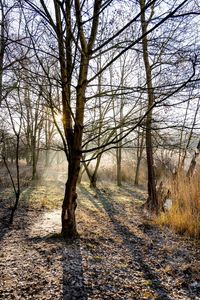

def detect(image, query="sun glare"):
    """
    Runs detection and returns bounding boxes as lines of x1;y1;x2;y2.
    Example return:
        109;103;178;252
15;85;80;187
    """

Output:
55;113;63;123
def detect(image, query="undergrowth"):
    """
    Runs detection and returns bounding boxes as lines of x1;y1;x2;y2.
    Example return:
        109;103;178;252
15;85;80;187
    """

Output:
93;160;147;185
155;171;200;238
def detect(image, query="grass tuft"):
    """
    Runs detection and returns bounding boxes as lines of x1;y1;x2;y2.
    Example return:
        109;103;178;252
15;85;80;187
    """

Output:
155;171;200;238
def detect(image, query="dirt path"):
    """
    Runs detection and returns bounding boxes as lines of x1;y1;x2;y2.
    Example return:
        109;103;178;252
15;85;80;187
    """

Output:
0;182;199;299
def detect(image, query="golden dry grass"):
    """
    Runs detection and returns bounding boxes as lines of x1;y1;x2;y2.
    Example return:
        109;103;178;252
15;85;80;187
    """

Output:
20;181;63;210
155;170;200;238
97;160;147;185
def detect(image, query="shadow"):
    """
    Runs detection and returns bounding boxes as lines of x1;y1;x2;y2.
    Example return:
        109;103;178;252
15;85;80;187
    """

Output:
0;188;37;242
121;184;147;202
78;185;104;212
0;175;88;299
86;187;172;300
62;238;88;300
0;196;12;241
26;234;88;299
79;184;121;215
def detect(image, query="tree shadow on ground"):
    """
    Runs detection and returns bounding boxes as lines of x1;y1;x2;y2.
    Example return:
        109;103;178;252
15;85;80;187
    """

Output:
26;234;88;300
0;188;34;242
121;185;147;202
62;238;87;300
0;178;87;299
78;185;104;212
83;186;172;300
0;197;13;241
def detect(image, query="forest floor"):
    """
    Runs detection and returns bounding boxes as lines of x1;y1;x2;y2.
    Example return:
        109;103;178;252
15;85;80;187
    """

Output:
0;173;200;300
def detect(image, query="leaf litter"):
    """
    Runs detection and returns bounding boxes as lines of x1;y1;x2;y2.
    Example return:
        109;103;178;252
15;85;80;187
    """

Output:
0;180;199;299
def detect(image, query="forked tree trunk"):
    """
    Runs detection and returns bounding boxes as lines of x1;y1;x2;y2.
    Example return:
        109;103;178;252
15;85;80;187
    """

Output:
134;128;144;185
89;154;102;188
80;152;102;189
52;0;102;238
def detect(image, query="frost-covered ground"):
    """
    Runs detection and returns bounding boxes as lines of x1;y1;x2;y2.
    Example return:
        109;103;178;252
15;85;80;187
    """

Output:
0;179;199;300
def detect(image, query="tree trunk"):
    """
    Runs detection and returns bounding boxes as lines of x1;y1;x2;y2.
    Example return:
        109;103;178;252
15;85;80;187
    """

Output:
31;135;37;180
135;155;142;186
116;146;122;186
62;153;80;239
90;174;97;189
0;2;5;107
186;139;200;178
134;128;144;185
7;133;21;224
61;57;88;238
90;153;102;188
180;100;199;170
140;0;158;212
9;191;20;224
52;0;102;238
146;130;158;211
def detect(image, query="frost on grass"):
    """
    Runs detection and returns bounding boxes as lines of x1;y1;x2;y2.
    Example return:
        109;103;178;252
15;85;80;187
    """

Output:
0;180;199;300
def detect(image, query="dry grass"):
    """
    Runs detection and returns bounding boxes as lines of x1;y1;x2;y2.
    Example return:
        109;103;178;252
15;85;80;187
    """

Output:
155;170;200;238
95;160;147;185
0;162;32;189
20;181;63;210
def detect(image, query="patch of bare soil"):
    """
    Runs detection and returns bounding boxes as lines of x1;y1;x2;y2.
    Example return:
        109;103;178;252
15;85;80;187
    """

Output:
0;180;199;300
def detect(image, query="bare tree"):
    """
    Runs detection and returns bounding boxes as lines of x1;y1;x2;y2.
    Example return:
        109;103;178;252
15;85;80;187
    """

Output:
1;88;23;224
21;0;198;238
139;0;158;211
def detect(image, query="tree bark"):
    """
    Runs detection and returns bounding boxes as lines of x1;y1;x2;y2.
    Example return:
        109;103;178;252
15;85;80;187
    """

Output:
90;153;102;188
140;0;158;212
134;157;141;185
116;146;122;186
39;0;102;238
62;154;80;238
0;0;6;107
116;101;123;187
61;52;89;238
186;139;200;178
134;129;144;185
